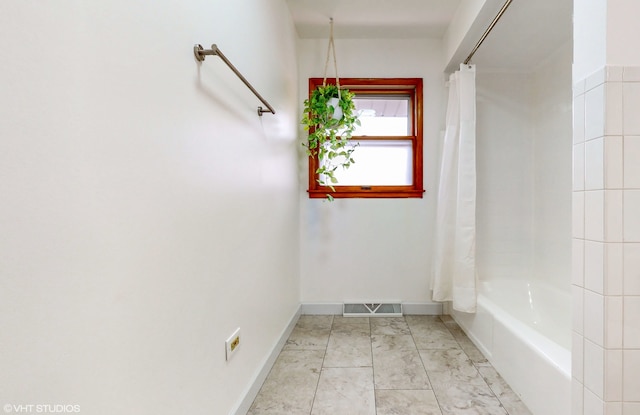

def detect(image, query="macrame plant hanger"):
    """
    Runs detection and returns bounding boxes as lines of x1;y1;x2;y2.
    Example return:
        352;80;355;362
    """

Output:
322;18;341;100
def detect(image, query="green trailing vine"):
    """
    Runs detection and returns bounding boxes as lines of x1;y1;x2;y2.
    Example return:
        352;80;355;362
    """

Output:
301;83;360;193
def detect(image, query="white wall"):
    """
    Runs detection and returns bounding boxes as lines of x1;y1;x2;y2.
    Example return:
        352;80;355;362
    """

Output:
442;0;488;67
475;42;572;291
0;2;299;414
531;42;573;290
573;0;607;81
475;71;535;282
606;0;640;66
442;0;506;73
574;0;640;81
297;38;445;303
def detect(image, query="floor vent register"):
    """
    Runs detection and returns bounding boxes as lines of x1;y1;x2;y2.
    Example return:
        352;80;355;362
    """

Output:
343;303;402;317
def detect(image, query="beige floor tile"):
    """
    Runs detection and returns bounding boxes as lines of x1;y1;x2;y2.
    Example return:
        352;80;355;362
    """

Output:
324;327;372;367
477;366;533;415
375;390;443;415
410;322;460;350
283;326;331;350
311;367;376;415
371;334;417;351
331;322;371;336
429;382;508;415
420;349;484;382
373;348;431;390
248;350;325;415
406;315;445;327
408;316;467;350
439;315;457;325
283;315;334;350
250;315;532;415
296;315;334;330
332;316;370;328
446;324;489;365
371;317;411;335
420;349;506;415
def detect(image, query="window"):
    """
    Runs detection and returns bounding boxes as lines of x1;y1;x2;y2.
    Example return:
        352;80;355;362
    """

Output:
307;78;424;199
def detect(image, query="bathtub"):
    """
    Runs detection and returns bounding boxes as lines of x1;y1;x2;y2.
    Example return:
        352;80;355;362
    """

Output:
450;279;571;415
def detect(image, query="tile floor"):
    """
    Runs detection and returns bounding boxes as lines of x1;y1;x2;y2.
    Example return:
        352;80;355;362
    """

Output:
247;315;533;415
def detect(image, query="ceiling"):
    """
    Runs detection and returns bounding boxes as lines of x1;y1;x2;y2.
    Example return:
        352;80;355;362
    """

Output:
285;0;462;39
285;0;573;72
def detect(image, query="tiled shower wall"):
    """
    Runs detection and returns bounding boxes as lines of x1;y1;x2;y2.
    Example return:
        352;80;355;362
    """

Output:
572;66;640;414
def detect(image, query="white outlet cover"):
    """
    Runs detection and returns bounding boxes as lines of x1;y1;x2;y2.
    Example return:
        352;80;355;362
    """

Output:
225;328;241;361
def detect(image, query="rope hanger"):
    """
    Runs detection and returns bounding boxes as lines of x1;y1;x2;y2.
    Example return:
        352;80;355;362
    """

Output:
322;18;341;100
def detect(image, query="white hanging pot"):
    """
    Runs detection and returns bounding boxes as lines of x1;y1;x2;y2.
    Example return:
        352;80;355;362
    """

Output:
327;97;343;121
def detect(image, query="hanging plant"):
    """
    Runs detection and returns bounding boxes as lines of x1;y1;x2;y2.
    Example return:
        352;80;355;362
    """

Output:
302;83;359;188
301;19;360;199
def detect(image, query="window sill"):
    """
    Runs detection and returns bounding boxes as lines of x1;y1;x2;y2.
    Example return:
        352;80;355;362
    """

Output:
308;188;425;199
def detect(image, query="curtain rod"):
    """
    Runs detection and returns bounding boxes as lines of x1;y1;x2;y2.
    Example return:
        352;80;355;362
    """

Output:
194;44;276;116
463;0;513;65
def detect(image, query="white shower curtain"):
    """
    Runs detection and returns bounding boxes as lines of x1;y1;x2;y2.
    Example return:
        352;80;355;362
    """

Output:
431;64;477;313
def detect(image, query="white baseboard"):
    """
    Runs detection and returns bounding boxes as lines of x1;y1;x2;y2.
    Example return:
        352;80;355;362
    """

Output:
300;303;343;315
300;302;443;316
232;305;301;415
402;302;443;315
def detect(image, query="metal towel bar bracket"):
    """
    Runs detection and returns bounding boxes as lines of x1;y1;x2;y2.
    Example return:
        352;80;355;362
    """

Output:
194;44;276;116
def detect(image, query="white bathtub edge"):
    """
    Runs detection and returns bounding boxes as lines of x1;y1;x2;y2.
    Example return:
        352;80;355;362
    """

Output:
479;295;571;378
449;294;571;415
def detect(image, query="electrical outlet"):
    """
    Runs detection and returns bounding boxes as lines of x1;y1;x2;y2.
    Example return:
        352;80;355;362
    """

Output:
225;328;241;361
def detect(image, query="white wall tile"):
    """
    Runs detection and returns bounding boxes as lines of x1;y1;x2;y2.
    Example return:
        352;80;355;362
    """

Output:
624;243;640;295
623;296;640;348
623;402;640;415
605;243;624;295
586;138;605;190
575;79;587;97
623;136;640;189
574;192;585;239
587;68;606;91
604;136;623;189
604;402;622;415
585;241;605;293
575;93;586;144
573;380;584;415
605;190;624;242
584;290;605;346
607;66;624;82
606;83;624;135
623;66;640;82
586;85;606;140
605;296;623;348
584;340;605;399
623;190;640;241
623;350;640;401
585;191;605;241
604;349;623;402
573;332;584;383
574;239;586;287
623;83;640;135
574;285;585;335
584;386;605;415
575;143;586;191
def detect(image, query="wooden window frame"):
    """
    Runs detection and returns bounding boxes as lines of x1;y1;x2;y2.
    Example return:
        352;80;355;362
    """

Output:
307;78;424;199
